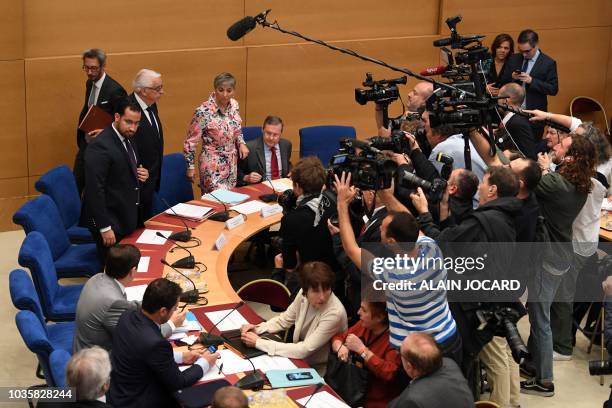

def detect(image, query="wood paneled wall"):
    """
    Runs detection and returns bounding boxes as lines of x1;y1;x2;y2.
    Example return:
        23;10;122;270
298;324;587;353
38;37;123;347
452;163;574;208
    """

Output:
1;0;611;230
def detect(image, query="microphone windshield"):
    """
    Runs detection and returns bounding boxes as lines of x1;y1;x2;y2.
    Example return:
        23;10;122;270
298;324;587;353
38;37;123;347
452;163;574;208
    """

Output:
227;16;256;41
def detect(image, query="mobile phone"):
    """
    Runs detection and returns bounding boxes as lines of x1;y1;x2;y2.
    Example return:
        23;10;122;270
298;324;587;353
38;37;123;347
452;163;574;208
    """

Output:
286;372;313;381
513;69;522;74
207;345;218;353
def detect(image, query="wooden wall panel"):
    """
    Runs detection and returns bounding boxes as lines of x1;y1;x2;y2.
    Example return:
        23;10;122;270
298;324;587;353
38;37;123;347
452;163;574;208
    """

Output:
243;0;438;46
246;37;440;148
25;48;247;176
0;178;30;231
24;0;243;58
441;0;610;34
0;0;23;60
0;61;27;179
605;30;612;120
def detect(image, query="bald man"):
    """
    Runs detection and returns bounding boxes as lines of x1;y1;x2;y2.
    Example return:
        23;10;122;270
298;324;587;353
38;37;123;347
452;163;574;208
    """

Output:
375;81;433;136
497;83;536;159
389;333;474;408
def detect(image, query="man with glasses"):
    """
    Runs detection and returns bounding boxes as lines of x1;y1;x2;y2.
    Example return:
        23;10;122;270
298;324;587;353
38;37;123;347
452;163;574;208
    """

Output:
75;48;127;195
129;69;165;222
500;30;558;140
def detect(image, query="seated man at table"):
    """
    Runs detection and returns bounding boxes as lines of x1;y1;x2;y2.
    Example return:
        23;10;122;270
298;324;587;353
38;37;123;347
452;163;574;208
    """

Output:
73;244;185;353
241;261;348;375
237;115;292;185
109;278;219;408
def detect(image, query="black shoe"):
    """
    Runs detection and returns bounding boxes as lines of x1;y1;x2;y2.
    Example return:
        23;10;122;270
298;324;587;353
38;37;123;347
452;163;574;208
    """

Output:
520;379;554;397
519;361;536;379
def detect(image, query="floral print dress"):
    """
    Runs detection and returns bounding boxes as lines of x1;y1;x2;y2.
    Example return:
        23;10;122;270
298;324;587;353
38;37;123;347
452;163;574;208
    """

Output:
183;93;245;193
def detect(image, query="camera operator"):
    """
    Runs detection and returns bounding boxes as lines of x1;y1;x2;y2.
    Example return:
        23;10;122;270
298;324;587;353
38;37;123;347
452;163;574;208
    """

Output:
333;172;463;366
375;81;433;137
275;156;339;297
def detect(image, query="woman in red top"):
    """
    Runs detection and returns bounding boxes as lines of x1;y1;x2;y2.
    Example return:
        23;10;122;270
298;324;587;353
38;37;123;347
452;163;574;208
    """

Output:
331;301;402;408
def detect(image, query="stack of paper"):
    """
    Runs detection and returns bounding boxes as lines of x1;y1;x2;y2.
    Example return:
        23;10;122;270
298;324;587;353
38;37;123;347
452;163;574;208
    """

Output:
268;179;293;192
250;355;297;372
230;200;269;215
165;203;213;220
135;229;172;245
202;189;250;204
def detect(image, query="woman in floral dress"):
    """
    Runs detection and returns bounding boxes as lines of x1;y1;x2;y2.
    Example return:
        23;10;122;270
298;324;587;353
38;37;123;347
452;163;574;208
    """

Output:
184;72;249;193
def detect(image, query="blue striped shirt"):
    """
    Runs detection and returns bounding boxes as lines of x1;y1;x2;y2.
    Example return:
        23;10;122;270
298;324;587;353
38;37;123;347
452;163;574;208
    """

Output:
368;235;457;348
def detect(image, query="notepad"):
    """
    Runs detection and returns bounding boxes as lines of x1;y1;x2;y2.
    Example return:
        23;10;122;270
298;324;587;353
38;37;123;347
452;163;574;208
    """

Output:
230;200;269;215
202;189;250;204
296;391;350;408
125;284;148;302
179;364;225;382
137;256;150;273
135;229;172;245
204;310;249;332
250;355;296;373
165;203;213;220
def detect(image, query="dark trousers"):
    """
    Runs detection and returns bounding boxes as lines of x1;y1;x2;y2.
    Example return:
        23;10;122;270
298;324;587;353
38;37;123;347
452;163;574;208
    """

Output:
73;145;87;196
90;228;125;265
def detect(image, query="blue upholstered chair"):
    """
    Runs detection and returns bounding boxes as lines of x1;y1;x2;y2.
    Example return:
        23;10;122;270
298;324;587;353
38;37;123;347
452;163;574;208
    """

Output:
152;153;195;215
49;349;71;388
299;125;356;166
18;232;84;322
13;195;100;278
242;126;263;142
9;268;76;354
34;165;93;244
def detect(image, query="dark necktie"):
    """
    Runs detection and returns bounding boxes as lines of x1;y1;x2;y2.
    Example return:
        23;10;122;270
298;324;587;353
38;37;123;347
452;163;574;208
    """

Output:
521;58;529;73
270;146;280;179
146;106;159;136
124;139;138;178
87;84;96;107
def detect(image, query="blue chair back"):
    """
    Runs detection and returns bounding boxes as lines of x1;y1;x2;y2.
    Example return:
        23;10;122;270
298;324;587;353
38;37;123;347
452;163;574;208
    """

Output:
34;165;81;230
9;269;47;329
152;153;195;214
13;195;70;261
49;349;71;388
242;126;263;142
15;310;55;385
299;125;356;166
18;232;61;318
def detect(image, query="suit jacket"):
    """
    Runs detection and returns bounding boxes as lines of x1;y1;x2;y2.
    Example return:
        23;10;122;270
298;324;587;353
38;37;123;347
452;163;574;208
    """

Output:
499;51;558;111
505;113;536;159
82;126;140;237
129;93;164;192
254;289;347;375
237;137;292;186
73;273;172;353
77;74;127;149
388;358;475;408
109;310;203;408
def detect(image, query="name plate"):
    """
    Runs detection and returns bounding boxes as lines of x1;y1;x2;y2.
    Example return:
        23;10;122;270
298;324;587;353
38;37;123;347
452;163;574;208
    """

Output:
261;204;283;218
214;233;226;250
225;214;245;230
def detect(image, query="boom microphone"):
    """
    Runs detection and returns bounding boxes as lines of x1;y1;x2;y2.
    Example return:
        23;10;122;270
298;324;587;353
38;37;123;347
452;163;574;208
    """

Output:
156;232;195;269
419;65;448;76
259;177;279;203
161;198;192;242
227;16;256;41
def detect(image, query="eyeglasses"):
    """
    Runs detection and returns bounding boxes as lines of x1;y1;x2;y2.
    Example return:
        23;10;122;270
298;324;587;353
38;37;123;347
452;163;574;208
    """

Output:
519;47;534;55
82;65;101;72
146;85;164;93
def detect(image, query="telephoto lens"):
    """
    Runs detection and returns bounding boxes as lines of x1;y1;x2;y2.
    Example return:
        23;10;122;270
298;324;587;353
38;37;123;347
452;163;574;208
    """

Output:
589;360;612;376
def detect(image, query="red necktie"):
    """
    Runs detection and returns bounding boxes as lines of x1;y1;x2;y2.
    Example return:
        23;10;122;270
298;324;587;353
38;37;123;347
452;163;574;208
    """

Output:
270;146;280;179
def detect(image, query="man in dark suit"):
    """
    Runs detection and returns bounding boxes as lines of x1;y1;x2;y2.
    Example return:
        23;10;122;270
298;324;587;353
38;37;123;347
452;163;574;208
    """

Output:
498;83;537;159
74;49;127;195
82;97;149;262
130;69;165;223
389;333;474;408
238;115;292;185
499;29;558;140
73;244;184;353
109;278;219;408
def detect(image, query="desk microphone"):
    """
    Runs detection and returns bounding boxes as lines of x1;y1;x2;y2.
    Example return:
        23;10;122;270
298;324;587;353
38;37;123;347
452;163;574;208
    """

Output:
160;258;200;303
207;192;231;222
199;301;245;347
161;198;192;242
259;177;279;203
235;353;265;391
301;383;324;407
156;232;195;269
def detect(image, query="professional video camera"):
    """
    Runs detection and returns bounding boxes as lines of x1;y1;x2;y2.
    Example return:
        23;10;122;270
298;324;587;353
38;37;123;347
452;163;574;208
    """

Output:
355;73;412;132
476;304;530;364
327;139;396;191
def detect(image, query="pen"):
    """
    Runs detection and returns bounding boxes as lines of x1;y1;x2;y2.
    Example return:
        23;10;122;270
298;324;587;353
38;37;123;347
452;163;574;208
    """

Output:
217;363;224;374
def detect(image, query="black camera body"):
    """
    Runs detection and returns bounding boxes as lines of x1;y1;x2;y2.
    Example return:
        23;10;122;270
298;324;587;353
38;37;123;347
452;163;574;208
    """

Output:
475;303;530;364
396;166;447;204
369;130;411;154
277;189;297;213
354;72;407;106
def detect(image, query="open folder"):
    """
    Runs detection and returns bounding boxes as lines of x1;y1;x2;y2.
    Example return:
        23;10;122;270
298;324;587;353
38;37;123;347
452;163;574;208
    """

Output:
78;105;113;134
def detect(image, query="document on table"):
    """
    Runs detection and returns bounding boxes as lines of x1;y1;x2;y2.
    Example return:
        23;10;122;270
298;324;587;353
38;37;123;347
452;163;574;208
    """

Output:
296;391;350;408
173;312;203;333
230;200;269;215
165;203;213;220
250;355;296;372
202;189;250;204
137;256;150;273
268;179;293;192
125;284;148;302
135;229;172;245
216;349;255;374
179;364;225;382
204;310;249;332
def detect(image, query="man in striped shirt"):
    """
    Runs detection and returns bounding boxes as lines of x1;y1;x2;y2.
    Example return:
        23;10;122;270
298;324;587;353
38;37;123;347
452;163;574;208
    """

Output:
334;172;462;365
